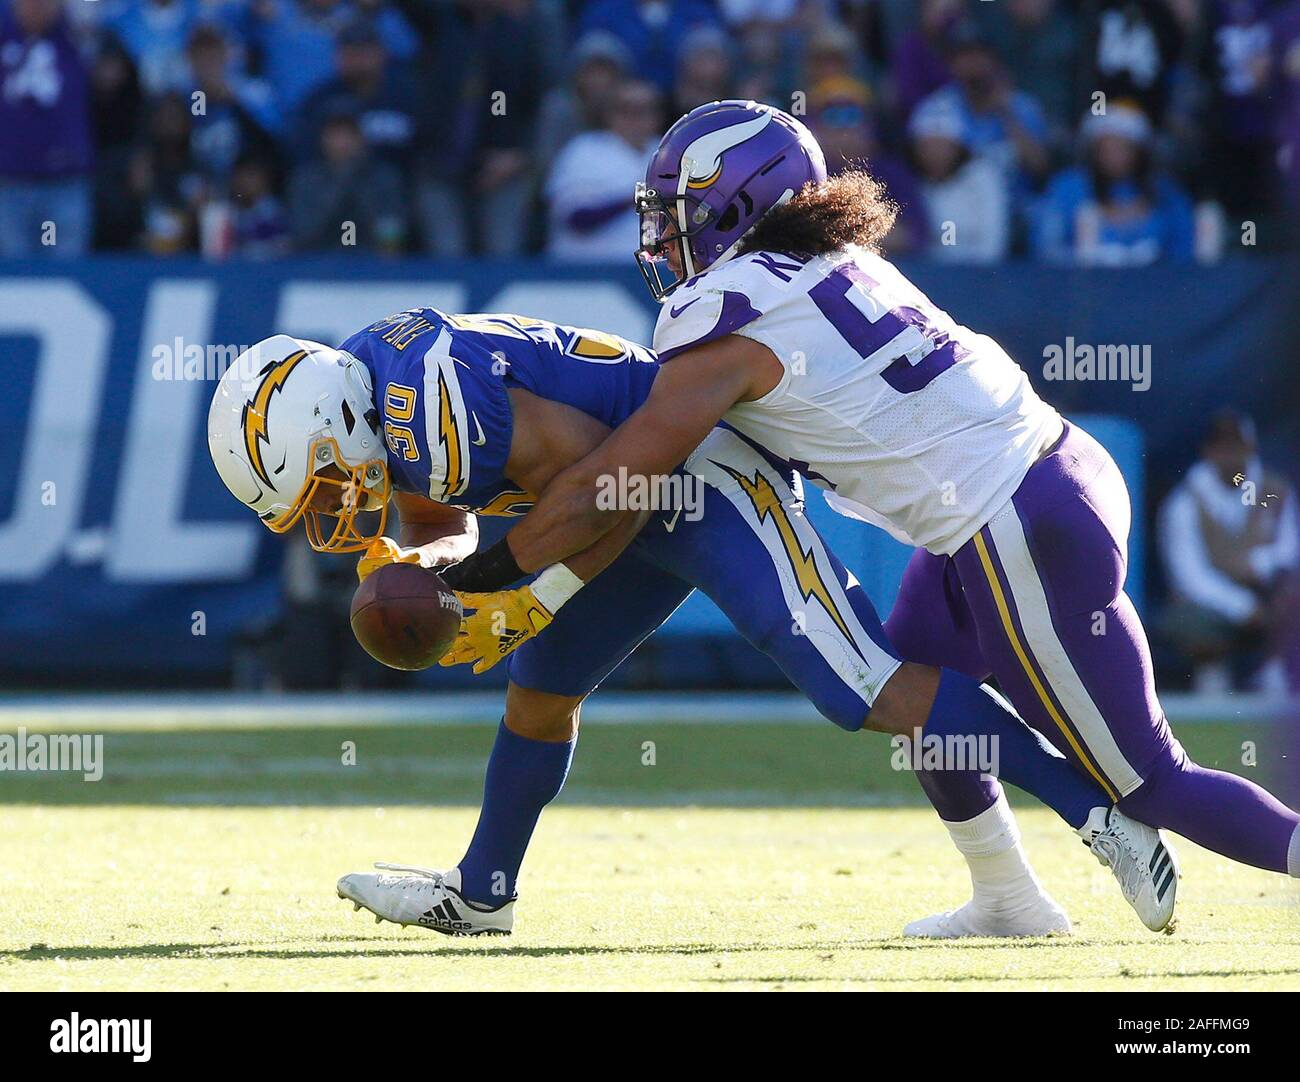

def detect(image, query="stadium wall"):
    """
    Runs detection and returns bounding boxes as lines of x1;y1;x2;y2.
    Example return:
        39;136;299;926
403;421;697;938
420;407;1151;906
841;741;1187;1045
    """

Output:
0;256;1290;684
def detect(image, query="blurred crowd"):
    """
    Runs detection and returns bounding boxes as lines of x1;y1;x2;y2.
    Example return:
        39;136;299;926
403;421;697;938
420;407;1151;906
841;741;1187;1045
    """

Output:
2;0;1299;264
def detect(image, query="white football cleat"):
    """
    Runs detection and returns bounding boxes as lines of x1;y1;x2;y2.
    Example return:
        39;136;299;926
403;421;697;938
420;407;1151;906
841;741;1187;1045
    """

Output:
1078;806;1178;934
904;893;1071;938
337;863;514;936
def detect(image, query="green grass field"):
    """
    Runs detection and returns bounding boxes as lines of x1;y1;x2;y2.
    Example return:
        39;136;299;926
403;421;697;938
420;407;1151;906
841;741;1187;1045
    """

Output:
1;709;1296;991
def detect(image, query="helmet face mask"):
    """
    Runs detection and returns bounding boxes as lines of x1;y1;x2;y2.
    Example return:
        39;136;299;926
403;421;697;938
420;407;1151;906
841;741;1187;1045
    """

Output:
266;435;391;554
208;335;391;555
635;182;711;300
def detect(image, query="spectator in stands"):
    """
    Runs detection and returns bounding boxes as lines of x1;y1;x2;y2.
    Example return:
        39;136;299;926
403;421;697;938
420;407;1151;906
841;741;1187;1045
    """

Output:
1081;0;1185;126
129;92;205;254
0;0;94;259
545;79;661;262
724;1;799;106
469;0;549;256
1201;0;1278;223
1276;0;1300;223
108;0;200;94
90;30;144;156
976;0;1079;133
288;104;405;253
909;96;1009;263
251;0;414;114
396;0;475;257
1033;104;1194;266
1158;411;1299;693
535;31;634;178
186;25;281;188
230;154;291;259
806;76;925;255
672;25;733;116
802;20;862;90
890;0;962;120
910;29;1052;191
298;17;417;169
577;0;721;93
89;33;144;250
250;0;349;114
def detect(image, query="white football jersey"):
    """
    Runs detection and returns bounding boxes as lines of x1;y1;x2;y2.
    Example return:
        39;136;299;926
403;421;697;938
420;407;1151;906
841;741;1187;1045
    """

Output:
652;245;1063;556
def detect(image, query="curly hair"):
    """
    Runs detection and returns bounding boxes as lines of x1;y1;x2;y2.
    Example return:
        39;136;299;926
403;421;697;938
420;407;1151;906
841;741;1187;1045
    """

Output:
737;168;898;261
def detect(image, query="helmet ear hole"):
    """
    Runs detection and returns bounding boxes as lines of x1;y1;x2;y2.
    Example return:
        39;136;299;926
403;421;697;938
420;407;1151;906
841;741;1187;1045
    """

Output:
717;204;740;233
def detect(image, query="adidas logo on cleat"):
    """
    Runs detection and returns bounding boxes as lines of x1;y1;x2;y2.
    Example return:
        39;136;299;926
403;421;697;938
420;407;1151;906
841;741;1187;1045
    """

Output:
419;900;474;934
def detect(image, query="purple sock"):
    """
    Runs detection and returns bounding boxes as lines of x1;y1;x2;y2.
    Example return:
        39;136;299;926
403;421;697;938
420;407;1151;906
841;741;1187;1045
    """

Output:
912;672;1007;822
917;670;1106;828
912;749;1002;823
1120;742;1300;875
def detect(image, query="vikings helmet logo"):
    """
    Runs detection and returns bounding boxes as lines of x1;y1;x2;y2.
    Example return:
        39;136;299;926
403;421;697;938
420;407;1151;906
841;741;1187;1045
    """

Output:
681;111;773;189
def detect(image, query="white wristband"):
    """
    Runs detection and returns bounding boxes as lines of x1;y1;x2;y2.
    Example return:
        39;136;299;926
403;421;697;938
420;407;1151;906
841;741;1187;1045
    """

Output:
530;563;585;614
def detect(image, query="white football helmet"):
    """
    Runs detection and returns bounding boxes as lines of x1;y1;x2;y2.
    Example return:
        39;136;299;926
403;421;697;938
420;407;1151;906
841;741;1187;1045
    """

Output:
208;334;390;552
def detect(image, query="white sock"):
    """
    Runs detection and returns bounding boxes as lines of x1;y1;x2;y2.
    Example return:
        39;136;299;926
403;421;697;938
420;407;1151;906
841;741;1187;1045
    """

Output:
1288;822;1300;878
943;793;1043;909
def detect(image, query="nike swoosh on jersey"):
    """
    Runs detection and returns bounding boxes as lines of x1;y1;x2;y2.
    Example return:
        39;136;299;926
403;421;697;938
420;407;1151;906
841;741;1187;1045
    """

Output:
470;412;486;446
669;298;701;318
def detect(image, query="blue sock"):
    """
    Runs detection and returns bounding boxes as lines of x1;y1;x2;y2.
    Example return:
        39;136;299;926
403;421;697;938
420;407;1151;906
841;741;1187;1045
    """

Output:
458;720;575;904
923;670;1105;829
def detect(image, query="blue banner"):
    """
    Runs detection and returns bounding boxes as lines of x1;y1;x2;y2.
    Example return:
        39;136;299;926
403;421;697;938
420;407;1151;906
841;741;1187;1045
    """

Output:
0;256;1287;680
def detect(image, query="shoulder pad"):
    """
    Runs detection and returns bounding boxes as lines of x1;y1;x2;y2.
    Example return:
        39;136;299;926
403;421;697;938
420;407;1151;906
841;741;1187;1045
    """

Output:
652;253;809;360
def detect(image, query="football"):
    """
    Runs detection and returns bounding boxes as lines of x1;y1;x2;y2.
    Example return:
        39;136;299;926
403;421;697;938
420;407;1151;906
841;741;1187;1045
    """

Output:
349;563;463;670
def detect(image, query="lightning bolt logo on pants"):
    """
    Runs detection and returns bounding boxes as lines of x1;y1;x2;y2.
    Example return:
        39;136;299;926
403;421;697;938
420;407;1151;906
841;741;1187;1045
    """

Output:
711;460;863;657
242;349;308;487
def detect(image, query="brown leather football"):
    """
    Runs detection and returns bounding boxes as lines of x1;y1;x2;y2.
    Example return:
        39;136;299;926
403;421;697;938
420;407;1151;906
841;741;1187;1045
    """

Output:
350;563;462;670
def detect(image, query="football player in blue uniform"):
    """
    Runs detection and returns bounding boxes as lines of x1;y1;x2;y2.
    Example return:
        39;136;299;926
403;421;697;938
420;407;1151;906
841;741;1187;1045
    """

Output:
209;310;1154;938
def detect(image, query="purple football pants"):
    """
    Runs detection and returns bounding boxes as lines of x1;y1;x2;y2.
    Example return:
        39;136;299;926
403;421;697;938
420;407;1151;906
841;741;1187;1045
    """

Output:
885;422;1300;874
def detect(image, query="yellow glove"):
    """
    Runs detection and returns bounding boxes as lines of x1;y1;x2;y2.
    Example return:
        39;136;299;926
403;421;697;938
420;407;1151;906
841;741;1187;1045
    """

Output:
356;537;426;582
438;586;555;674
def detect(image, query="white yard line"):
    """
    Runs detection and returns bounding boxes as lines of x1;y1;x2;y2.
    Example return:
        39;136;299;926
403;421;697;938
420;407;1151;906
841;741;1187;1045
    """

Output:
0;691;1290;731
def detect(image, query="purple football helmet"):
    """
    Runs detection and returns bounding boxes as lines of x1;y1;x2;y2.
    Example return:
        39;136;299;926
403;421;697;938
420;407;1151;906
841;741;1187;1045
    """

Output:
635;100;827;300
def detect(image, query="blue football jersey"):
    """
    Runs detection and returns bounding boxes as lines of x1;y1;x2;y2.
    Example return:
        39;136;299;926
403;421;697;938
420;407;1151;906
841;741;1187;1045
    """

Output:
339;310;660;515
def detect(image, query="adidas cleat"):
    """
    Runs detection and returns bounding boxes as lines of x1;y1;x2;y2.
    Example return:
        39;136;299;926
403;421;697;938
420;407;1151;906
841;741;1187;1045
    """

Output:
337;863;514;937
904;892;1071;938
1079;807;1179;934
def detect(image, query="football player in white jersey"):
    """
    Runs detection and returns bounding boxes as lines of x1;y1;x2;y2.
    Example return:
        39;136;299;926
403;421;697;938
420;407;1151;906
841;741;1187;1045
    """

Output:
444;101;1300;934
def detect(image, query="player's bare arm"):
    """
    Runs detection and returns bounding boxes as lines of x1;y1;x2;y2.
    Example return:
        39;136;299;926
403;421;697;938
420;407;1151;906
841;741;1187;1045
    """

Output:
438;387;654;673
502;335;783;574
393;491;478;564
502;385;652;584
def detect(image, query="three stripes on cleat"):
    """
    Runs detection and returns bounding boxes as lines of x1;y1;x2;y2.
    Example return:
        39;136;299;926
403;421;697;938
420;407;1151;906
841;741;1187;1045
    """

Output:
1150;842;1176;904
